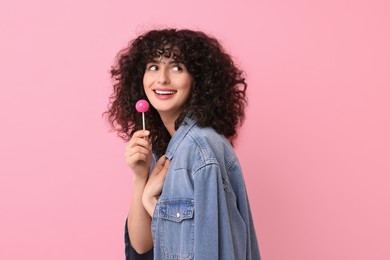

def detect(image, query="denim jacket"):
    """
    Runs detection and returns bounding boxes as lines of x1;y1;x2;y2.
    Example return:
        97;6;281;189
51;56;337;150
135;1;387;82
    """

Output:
147;116;261;260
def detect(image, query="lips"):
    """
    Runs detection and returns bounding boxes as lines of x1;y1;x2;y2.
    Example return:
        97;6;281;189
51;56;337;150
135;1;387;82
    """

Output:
152;88;177;100
153;89;177;95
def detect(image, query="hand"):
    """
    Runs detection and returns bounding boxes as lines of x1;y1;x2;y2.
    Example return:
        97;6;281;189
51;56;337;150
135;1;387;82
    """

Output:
124;130;152;180
142;156;170;217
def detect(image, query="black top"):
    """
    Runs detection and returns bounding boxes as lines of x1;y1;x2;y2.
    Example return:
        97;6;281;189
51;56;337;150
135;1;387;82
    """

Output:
124;219;154;260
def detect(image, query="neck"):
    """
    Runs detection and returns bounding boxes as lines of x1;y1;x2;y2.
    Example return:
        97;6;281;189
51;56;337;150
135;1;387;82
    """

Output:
159;112;179;137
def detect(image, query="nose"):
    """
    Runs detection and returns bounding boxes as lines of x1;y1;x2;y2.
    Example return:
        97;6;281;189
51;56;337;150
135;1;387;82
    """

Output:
157;69;170;85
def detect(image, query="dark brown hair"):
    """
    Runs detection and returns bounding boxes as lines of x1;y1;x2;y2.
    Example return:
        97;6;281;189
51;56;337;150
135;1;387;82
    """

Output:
105;29;247;157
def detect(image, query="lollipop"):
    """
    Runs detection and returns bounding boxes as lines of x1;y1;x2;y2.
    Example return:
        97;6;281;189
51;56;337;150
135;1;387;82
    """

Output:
135;99;150;130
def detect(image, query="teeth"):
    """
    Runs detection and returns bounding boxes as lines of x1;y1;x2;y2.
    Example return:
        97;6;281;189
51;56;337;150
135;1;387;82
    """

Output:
155;90;176;95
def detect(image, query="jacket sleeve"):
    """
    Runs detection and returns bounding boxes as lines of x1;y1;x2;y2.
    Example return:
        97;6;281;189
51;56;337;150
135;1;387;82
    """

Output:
124;219;154;260
193;163;247;260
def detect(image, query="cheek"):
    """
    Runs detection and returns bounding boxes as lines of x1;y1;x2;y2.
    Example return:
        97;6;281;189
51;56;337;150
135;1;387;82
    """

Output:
182;81;192;101
185;78;193;93
143;74;150;89
179;75;192;90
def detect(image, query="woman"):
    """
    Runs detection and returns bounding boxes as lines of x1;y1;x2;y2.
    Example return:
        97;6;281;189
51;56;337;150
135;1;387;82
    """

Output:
106;28;261;260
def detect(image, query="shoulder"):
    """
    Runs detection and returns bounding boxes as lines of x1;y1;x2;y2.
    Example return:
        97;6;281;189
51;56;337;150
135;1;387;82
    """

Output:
189;125;227;149
174;124;238;171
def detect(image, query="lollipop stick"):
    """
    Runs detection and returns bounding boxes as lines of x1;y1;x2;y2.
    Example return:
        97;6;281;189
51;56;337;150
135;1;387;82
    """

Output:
142;112;146;131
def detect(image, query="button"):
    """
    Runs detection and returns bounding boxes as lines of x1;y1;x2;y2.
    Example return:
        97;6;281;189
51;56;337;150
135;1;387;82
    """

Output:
176;212;181;218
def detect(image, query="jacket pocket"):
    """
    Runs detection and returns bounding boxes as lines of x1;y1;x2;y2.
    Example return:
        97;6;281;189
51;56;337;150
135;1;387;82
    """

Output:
158;199;195;259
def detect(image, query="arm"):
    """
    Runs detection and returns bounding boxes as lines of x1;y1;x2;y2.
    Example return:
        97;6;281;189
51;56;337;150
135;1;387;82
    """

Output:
192;163;220;259
127;177;153;254
125;216;154;259
193;163;247;260
125;130;153;254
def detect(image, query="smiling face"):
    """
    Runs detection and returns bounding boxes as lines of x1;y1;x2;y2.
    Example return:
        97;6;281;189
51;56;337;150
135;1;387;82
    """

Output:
143;56;193;122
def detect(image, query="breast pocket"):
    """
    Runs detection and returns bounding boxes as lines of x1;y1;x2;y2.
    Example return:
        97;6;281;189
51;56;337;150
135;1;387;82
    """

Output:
158;199;195;260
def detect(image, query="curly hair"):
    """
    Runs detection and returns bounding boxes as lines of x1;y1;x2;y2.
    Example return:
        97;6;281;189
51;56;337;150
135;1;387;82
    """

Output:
105;29;247;157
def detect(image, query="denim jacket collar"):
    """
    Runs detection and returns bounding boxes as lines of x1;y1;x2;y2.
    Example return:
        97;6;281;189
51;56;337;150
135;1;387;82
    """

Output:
165;116;197;160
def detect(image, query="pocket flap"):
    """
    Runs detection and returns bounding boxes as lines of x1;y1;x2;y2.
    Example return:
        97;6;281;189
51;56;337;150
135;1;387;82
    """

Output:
159;199;194;222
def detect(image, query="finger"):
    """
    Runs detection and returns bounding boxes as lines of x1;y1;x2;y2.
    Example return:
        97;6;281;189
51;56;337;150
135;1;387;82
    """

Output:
151;158;170;178
124;146;150;158
150;156;167;175
159;159;171;176
163;159;171;170
155;155;167;166
125;153;147;166
132;130;150;138
126;136;151;150
126;130;150;146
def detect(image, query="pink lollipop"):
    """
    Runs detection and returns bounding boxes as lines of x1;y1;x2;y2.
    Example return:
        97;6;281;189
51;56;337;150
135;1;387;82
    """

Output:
135;99;149;130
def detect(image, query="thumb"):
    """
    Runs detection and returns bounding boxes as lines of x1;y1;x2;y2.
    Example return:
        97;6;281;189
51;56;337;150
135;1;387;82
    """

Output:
163;159;171;171
159;159;171;177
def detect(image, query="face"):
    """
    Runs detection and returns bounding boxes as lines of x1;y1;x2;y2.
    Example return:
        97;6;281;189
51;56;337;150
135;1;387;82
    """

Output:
143;57;193;121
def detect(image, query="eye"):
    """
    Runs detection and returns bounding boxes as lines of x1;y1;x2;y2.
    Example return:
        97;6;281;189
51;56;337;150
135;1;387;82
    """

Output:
171;64;183;72
147;64;158;71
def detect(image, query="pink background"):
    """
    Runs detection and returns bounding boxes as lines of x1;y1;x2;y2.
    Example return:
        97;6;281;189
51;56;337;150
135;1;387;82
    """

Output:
1;0;389;259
